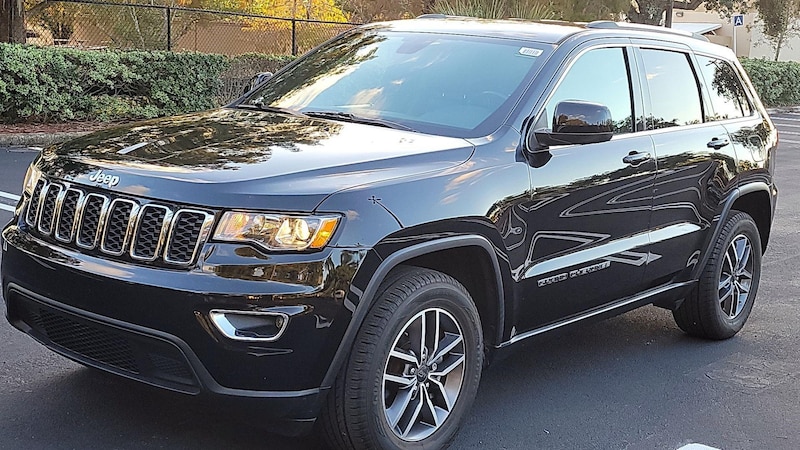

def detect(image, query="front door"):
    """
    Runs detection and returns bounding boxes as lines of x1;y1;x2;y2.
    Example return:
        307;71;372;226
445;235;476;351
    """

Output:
512;46;656;332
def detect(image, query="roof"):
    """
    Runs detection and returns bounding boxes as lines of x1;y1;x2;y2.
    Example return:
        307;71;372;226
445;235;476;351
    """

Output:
371;16;584;44
368;16;712;46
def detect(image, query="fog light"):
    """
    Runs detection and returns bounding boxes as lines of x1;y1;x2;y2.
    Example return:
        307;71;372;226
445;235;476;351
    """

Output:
209;310;289;342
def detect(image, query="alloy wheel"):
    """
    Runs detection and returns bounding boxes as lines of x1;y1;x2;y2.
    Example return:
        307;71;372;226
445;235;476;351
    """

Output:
381;307;466;441
719;233;754;319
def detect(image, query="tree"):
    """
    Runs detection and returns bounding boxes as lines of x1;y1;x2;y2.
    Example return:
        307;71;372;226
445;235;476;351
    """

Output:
756;0;800;60
339;0;427;21
0;0;25;43
196;0;350;21
628;0;671;25
702;0;746;17
550;0;628;21
254;0;350;22
701;0;800;61
28;1;79;43
434;0;554;20
430;0;633;21
81;0;188;50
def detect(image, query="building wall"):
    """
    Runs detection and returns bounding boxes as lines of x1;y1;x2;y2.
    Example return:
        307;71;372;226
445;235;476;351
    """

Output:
671;9;755;58
672;8;800;62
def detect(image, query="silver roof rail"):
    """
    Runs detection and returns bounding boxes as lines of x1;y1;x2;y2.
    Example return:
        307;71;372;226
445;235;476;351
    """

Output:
586;20;709;42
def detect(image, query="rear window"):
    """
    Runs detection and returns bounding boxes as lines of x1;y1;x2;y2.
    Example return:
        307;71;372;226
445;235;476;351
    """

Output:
640;49;703;129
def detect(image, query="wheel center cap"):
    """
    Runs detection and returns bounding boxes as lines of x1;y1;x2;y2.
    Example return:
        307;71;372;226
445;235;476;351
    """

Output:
417;365;430;381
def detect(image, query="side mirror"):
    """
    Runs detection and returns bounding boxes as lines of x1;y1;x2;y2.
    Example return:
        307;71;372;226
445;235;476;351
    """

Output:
243;72;273;94
531;100;614;148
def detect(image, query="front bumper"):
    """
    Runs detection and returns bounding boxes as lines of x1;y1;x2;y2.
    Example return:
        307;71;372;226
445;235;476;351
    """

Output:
2;222;366;421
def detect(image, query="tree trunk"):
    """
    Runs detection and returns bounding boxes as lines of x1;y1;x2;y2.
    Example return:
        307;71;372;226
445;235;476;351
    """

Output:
774;32;784;61
0;0;25;43
630;0;682;26
665;0;674;27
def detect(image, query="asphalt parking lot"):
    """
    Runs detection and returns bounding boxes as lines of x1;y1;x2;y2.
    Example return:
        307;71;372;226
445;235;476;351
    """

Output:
1;113;799;449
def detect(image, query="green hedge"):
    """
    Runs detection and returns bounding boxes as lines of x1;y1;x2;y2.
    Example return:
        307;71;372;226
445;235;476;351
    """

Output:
0;44;294;124
740;58;800;107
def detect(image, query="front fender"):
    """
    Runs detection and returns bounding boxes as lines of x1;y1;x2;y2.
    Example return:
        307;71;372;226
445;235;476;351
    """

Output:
320;234;506;389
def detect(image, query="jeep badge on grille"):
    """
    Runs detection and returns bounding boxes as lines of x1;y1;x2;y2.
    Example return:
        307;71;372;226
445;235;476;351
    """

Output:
88;169;120;188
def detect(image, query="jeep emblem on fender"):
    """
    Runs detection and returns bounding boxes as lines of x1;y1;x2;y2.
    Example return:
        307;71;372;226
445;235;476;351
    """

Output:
88;169;120;188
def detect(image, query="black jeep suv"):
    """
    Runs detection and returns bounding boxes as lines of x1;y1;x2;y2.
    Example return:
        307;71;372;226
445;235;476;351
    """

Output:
2;16;777;450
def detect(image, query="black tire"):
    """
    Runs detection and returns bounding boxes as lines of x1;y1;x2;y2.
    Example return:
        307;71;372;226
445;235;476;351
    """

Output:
320;266;483;450
673;210;762;339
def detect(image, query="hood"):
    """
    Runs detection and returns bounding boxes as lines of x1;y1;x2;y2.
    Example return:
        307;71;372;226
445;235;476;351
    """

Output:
39;108;474;212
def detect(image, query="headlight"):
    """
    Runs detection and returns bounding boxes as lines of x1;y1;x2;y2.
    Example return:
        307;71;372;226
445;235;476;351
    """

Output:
22;164;41;196
213;212;339;251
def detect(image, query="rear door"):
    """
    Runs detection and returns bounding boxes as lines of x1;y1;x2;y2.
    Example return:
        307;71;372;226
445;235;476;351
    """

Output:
694;53;774;181
633;45;739;287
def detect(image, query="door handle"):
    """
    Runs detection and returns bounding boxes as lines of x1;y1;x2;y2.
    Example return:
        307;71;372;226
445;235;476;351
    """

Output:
622;151;652;166
707;137;730;149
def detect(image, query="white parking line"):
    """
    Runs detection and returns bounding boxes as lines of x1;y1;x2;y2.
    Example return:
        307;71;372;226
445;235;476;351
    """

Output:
781;138;800;144
0;191;21;202
774;122;800;128
0;191;20;213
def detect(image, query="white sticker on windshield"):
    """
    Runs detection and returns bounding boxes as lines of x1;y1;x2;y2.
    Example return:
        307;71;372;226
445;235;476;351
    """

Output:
519;47;543;57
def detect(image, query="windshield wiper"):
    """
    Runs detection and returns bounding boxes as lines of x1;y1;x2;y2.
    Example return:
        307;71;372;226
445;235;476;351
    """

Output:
303;111;416;132
236;102;306;117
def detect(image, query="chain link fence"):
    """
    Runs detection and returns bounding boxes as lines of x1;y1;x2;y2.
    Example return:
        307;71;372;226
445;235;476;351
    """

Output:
25;0;361;56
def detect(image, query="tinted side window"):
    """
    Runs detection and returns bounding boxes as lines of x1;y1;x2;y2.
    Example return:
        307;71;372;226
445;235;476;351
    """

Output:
696;55;753;121
545;47;633;134
640;49;702;129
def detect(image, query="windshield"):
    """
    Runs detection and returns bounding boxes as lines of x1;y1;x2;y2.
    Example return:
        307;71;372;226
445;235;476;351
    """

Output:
242;27;549;138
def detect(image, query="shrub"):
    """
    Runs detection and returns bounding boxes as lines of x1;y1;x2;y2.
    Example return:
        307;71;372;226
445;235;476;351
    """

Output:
740;58;800;107
0;44;230;123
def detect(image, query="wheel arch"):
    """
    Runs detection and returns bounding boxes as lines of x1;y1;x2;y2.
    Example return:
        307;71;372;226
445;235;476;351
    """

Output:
730;184;773;253
690;181;773;281
320;235;506;390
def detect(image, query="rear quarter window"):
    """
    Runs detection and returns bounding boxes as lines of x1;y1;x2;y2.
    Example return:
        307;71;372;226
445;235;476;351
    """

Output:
696;55;753;121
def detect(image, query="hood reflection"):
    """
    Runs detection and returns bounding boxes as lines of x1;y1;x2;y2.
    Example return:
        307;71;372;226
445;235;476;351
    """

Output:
55;109;342;171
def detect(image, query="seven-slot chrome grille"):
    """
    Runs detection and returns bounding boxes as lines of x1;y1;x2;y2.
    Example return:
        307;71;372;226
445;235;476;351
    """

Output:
24;177;215;266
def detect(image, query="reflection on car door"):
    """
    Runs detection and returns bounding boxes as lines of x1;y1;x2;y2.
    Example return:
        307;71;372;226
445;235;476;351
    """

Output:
634;47;740;288
509;46;657;333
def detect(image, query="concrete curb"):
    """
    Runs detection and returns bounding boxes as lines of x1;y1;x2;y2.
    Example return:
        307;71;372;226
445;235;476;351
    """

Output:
0;131;91;147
